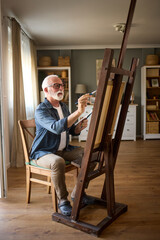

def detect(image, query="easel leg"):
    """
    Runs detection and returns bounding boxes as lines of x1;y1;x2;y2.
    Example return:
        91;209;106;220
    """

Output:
104;138;115;217
101;177;107;200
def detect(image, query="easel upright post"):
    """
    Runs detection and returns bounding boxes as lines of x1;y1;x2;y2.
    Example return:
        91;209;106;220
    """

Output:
104;134;115;217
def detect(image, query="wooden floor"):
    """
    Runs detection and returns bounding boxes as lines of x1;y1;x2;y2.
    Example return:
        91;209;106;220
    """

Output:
0;139;160;240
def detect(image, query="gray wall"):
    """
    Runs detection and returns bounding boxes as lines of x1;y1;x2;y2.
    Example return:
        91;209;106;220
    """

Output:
37;48;160;137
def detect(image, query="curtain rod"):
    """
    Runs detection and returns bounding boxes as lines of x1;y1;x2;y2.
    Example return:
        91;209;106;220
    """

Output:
5;16;33;41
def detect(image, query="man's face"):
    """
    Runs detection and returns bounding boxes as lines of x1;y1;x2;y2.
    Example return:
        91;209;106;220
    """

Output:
47;77;64;101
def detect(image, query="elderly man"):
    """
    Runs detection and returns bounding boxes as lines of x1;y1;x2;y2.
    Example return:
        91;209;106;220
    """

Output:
30;75;95;216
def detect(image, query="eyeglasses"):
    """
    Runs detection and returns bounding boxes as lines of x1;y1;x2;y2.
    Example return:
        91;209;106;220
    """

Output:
47;83;65;89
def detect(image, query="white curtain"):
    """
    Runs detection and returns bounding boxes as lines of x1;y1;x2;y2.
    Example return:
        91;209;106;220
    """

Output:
0;16;39;196
21;32;38;119
30;39;39;111
7;19;14;152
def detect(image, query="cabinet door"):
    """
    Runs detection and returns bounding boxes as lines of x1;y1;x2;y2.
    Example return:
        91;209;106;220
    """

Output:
122;125;134;138
113;105;137;141
122;105;137;140
125;115;134;124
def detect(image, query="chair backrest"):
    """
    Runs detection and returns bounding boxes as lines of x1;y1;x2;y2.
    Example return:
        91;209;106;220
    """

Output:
18;119;36;164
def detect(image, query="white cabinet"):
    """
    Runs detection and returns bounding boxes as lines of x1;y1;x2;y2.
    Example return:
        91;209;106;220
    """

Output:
141;65;160;140
113;104;138;141
37;66;71;112
78;105;93;142
121;104;138;141
79;104;137;141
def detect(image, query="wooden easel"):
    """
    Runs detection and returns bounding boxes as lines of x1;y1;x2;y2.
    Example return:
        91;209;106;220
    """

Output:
52;0;139;236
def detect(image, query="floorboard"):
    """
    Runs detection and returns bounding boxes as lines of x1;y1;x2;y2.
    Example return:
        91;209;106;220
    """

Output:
0;139;160;239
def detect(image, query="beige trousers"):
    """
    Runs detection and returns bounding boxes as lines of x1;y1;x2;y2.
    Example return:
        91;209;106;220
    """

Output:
32;147;97;203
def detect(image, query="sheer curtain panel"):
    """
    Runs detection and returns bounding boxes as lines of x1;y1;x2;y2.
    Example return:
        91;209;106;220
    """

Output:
21;33;38;119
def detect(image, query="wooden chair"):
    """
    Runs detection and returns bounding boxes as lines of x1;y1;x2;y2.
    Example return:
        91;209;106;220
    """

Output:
18;119;78;212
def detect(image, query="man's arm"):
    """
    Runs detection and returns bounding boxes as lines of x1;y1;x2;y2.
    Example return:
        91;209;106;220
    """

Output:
67;94;90;128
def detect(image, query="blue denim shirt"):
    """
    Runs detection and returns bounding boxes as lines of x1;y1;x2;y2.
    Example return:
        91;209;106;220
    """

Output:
30;98;79;160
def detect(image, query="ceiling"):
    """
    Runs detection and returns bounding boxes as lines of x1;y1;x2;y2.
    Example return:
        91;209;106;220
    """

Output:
2;0;160;49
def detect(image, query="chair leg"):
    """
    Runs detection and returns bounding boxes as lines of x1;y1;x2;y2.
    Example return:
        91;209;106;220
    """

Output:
26;165;31;203
47;176;51;194
51;179;58;212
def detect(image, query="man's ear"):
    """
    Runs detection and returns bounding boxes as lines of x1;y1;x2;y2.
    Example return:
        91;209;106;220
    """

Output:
44;87;48;94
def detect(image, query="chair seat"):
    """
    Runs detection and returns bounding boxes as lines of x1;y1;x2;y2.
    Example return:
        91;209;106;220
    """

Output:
29;160;50;170
29;160;72;169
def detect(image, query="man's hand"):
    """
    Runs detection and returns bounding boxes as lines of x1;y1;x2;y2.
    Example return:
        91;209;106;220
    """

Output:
67;93;90;128
74;119;88;134
77;94;90;115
